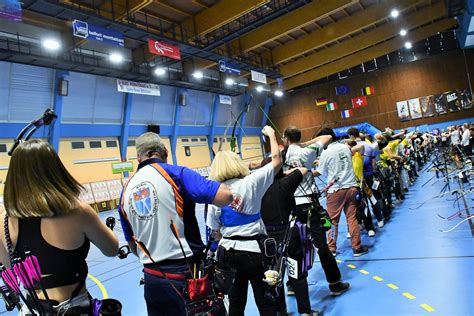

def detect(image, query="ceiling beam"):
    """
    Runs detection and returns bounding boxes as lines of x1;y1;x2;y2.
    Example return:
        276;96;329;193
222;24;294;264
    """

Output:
280;1;446;78
233;0;355;52
267;0;423;65
181;0;270;37
99;0;153;21
282;18;458;90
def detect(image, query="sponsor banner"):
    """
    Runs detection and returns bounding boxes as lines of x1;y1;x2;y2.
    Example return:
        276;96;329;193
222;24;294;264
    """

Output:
219;95;232;105
408;98;422;119
396;101;410;121
251;70;267;84
112;162;134;174
218;60;240;75
335;85;350;95
420;95;436;118
148;39;181;60
0;0;22;21
351;96;368;108
72;19;124;47
117;79;160;96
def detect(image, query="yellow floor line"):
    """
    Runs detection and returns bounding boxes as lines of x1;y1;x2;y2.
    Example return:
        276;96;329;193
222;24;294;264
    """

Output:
373;276;383;281
387;283;399;290
359;269;369;275
347;264;356;269
88;273;109;299
403;292;416;300
336;259;342;263
420;304;435;312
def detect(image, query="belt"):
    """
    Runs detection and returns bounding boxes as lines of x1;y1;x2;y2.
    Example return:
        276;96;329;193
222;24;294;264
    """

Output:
143;267;189;281
265;224;288;232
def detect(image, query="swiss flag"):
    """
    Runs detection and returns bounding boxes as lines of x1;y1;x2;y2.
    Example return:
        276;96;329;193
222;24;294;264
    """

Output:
148;39;181;60
351;96;368;108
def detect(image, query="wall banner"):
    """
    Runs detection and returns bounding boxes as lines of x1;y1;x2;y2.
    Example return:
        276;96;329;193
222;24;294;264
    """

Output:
117;79;160;96
408;98;422;119
219;95;232;105
218;60;240;75
0;0;22;21
72;19;124;47
396;101;410;121
251;70;267;84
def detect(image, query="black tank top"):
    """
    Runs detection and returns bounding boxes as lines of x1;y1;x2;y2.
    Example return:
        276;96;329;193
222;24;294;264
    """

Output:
15;217;90;289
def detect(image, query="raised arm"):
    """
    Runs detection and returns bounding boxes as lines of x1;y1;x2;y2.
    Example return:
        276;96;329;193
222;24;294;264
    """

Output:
262;125;282;172
300;135;333;148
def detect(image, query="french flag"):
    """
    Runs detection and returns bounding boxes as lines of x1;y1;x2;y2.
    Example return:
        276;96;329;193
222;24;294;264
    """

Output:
341;109;353;119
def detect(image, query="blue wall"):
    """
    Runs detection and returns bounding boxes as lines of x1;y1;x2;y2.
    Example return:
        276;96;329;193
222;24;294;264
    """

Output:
0;61;266;141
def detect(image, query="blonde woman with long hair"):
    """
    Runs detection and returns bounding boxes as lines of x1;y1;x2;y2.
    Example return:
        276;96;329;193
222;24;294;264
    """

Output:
0;139;118;315
207;126;281;316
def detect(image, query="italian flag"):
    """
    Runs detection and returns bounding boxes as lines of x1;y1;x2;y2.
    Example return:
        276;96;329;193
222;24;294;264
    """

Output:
326;102;337;111
341;109;353;119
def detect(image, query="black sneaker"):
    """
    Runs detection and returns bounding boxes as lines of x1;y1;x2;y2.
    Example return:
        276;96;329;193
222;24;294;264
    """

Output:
353;245;369;257
329;281;351;296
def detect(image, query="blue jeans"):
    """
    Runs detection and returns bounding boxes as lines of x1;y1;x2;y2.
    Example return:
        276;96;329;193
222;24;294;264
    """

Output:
144;262;188;316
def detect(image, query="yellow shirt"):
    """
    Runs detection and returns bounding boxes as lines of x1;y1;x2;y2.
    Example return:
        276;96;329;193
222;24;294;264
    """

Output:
352;151;364;183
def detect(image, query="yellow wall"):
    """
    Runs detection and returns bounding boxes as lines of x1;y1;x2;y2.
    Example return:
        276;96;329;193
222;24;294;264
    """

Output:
176;137;211;168
241;136;264;163
58;138;123;184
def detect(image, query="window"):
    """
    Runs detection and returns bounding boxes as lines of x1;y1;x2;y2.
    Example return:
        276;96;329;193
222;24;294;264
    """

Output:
200;138;206;142
71;142;85;149
182;139;189;142
89;141;102;148
128;140;136;146
191;138;198;142
106;140;117;148
0;144;7;153
213;138;218;143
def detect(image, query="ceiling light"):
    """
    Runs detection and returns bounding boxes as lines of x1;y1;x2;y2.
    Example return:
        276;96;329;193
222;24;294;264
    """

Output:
274;90;283;97
225;78;235;85
404;41;412;49
154;67;166;76
193;71;203;79
256;86;264;92
390;9;399;18
109;53;123;63
399;29;407;36
42;39;60;51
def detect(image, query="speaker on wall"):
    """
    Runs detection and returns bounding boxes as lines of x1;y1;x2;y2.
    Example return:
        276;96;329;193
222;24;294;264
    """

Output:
147;125;160;134
179;93;187;106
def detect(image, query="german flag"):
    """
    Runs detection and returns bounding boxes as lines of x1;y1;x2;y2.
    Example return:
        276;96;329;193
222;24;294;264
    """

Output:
316;97;327;106
362;86;375;96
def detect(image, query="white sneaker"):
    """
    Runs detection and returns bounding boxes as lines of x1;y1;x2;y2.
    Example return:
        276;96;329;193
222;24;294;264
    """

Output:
368;230;376;237
377;221;384;228
347;232;351;239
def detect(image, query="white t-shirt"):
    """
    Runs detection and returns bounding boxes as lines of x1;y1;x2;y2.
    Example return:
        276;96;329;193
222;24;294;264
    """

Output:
284;142;323;205
451;130;461;145
207;163;275;253
462;129;470;146
316;142;357;193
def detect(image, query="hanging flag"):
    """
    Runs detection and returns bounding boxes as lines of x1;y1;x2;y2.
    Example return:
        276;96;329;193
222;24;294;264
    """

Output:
361;86;375;96
341;109;353;119
148;39;181;60
351;96;368;108
326;102;337;111
335;85;350;95
316;97;327;106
